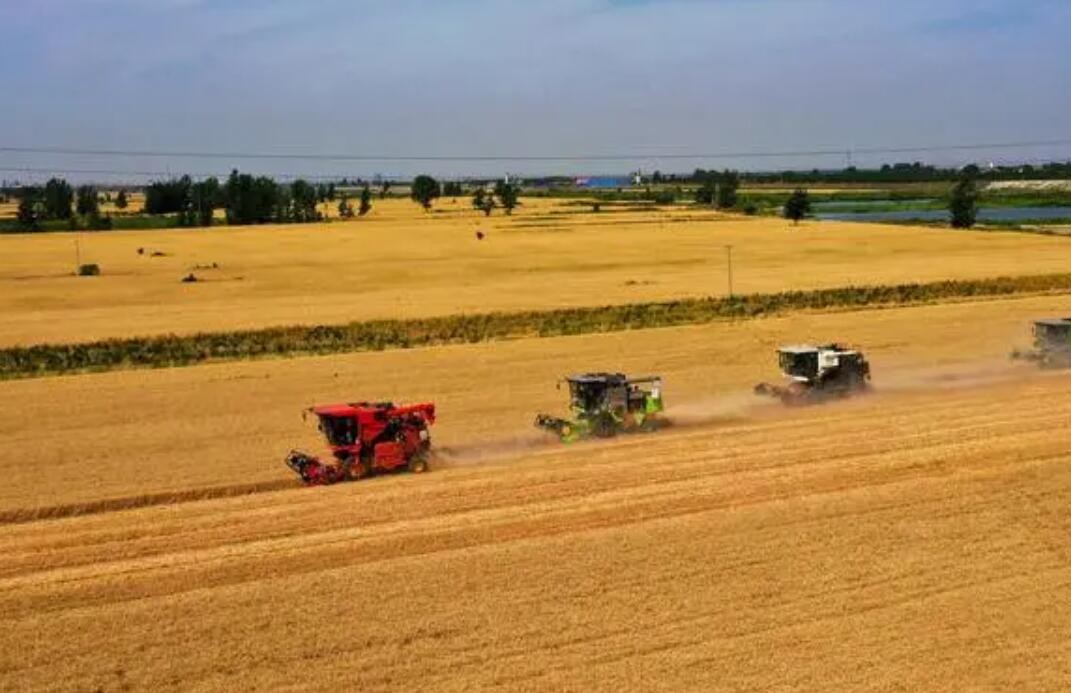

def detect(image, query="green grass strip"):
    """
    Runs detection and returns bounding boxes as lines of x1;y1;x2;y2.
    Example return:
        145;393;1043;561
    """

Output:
3;272;1070;380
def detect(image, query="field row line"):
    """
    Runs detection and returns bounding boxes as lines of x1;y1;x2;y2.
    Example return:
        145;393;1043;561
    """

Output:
3;272;1071;379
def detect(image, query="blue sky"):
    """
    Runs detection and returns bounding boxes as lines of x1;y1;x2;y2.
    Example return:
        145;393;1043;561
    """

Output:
0;0;1068;180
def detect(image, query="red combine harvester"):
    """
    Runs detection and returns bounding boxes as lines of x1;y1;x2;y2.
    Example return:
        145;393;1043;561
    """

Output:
285;401;436;485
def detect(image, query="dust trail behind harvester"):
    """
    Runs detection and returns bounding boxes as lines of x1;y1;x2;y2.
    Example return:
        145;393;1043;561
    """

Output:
874;358;1039;394
433;433;557;467
665;358;1045;431
665;391;777;429
438;358;1050;465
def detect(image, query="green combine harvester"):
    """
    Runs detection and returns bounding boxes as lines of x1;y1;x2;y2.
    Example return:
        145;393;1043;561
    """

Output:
535;373;665;443
1011;318;1071;368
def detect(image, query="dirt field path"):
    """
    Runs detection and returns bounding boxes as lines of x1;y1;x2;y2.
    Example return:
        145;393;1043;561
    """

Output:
2;375;1069;691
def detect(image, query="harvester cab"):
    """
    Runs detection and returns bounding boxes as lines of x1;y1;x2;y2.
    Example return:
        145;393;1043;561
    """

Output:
285;401;435;485
755;344;871;405
1011;318;1071;368
536;373;664;442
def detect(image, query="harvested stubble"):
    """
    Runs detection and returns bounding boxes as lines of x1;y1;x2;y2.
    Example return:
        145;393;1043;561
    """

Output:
0;292;1058;518
1;373;1069;691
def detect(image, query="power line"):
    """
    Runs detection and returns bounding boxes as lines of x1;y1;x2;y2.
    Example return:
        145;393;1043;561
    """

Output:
1;139;1070;163
0;165;354;181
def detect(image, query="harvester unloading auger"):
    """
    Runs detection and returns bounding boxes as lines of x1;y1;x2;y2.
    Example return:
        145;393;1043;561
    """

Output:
754;344;871;405
535;373;665;442
1011;318;1071;368
285;401;435;485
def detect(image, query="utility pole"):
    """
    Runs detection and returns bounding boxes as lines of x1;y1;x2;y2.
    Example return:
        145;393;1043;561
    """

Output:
74;239;81;271
725;244;734;298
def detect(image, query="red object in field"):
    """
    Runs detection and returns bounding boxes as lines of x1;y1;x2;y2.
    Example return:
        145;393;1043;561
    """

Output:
285;401;435;485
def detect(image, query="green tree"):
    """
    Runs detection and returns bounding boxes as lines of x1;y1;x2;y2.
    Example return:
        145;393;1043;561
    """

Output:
380;180;392;199
145;176;193;215
716;170;740;209
783;188;811;225
76;185;100;217
16;187;43;230
494;180;518;215
115;189;129;210
694;175;716;206
289;179;321;222
224;170;282;225
359;185;372;216
338;195;354;218
472;187;494;216
948;174;978;229
410;175;441;210
43;178;73;219
191;178;220;227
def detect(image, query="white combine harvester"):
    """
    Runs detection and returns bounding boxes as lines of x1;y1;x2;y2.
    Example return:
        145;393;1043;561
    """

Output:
754;344;871;406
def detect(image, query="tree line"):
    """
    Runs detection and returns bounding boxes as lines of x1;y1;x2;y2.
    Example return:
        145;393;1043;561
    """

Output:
144;173;343;226
14;178;112;230
407;175;521;216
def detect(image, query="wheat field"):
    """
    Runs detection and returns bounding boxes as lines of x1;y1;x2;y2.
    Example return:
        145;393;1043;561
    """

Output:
1;365;1069;691
0;292;1061;517
3;198;1071;346
4;196;1071;691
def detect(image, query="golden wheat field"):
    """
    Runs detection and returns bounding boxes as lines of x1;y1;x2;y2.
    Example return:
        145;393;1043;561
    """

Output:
4;198;1071;691
3;197;1071;346
2;361;1070;691
0;292;1062;516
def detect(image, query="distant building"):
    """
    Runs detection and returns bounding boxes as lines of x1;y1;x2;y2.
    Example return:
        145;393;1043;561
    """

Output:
575;176;633;189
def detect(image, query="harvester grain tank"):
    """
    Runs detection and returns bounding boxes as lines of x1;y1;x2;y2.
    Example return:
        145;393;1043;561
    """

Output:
285;401;435;485
535;373;664;442
1011;318;1071;368
754;344;871;405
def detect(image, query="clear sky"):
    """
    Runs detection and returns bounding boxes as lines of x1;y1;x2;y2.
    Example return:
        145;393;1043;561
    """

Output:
1;0;1069;181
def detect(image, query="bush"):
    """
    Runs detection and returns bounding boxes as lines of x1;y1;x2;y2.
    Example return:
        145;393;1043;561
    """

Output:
78;264;100;276
653;190;676;205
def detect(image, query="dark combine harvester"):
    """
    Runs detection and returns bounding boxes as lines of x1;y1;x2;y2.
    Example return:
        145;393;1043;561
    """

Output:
754;344;871;406
1011;318;1071;368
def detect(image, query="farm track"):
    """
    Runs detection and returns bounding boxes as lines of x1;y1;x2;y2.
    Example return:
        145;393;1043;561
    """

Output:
1;375;1070;691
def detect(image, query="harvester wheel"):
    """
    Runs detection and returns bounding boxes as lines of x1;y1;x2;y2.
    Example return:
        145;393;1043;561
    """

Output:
593;416;616;438
353;456;373;480
407;453;429;474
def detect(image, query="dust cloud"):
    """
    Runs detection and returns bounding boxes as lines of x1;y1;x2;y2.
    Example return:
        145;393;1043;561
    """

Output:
433;433;555;466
